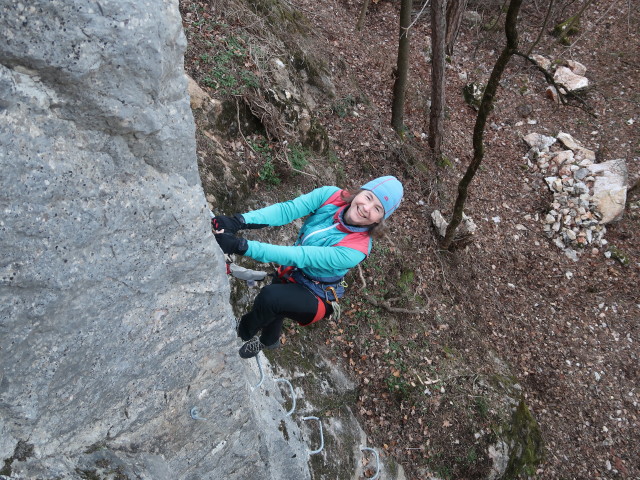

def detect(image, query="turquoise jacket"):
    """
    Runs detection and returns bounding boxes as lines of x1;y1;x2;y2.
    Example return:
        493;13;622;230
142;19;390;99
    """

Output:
242;186;372;282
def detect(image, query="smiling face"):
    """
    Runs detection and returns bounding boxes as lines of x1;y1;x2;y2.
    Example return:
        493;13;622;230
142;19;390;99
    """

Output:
344;190;385;226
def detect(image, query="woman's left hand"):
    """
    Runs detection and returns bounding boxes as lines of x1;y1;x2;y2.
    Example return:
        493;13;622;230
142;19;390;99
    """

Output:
211;214;244;234
214;232;248;255
212;214;268;233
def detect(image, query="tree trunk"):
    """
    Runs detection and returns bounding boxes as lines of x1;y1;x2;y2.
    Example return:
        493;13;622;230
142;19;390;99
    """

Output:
356;0;371;31
441;0;523;250
445;0;468;56
391;0;413;133
428;0;447;160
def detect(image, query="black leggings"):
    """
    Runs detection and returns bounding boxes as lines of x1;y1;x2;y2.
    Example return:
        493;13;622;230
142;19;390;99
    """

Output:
237;278;333;346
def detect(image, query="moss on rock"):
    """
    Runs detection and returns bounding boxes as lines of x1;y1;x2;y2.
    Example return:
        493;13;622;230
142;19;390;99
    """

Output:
303;119;329;154
504;399;544;478
243;0;311;34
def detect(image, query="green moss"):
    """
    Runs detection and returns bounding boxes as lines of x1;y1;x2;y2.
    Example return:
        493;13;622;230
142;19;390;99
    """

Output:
0;459;11;476
1;441;35;476
489;373;519;391
212;98;264;138
504;399;544;478
552;18;580;38
462;83;484;111
290;47;332;96
607;245;630;266
244;0;311;34
475;396;490;419
76;469;102;480
267;341;365;480
303;119;329;154
278;419;290;441
84;441;108;455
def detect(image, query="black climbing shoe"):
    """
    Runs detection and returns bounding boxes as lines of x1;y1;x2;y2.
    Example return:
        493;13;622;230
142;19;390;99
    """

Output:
239;337;278;359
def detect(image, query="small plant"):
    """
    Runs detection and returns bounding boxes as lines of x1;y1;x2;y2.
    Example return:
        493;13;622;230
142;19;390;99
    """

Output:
607;245;630;266
475;396;490;419
250;137;281;186
371;318;387;337
386;374;411;398
331;94;357;118
288;144;309;171
327;150;340;165
239;70;260;89
199;35;260;95
259;158;280;185
397;269;414;295
437;155;453;168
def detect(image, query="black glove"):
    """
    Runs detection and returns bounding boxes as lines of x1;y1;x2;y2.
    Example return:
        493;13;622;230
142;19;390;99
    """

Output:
211;214;244;234
211;214;268;234
214;232;248;255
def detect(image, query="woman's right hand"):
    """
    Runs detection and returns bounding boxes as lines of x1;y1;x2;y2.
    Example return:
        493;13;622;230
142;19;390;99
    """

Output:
214;232;248;255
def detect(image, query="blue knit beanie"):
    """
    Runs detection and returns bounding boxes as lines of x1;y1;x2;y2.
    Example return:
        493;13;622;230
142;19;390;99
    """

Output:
361;176;403;219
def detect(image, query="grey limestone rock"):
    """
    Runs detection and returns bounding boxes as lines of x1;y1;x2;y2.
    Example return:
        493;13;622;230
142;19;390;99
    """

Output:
0;1;309;479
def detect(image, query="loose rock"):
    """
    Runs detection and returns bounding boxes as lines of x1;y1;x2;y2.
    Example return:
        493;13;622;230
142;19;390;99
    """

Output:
554;66;589;92
527;132;627;257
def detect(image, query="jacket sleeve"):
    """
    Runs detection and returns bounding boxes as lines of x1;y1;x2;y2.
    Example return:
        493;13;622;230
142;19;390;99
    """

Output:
241;185;339;227
245;241;366;271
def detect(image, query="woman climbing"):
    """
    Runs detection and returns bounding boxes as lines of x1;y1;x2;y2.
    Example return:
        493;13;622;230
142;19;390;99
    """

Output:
212;175;403;359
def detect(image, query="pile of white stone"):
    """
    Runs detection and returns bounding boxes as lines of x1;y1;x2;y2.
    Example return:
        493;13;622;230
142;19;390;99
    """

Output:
523;132;628;260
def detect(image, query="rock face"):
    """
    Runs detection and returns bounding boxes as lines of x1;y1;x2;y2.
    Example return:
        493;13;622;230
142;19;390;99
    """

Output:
0;1;309;479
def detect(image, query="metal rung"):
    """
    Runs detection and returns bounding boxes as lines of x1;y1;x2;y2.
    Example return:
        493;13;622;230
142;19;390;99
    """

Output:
360;446;381;480
275;378;296;416
189;406;207;421
252;354;265;389
302;416;324;455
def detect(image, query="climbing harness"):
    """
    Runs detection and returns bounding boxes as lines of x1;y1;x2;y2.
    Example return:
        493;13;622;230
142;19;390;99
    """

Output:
275;265;342;324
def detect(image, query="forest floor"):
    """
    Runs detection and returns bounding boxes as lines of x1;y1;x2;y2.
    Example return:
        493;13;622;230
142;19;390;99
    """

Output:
181;0;639;478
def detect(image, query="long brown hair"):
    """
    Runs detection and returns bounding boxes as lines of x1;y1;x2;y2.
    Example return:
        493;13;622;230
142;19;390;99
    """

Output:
340;189;386;239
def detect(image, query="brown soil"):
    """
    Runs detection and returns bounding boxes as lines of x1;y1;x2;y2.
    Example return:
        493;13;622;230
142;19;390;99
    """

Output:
181;0;639;478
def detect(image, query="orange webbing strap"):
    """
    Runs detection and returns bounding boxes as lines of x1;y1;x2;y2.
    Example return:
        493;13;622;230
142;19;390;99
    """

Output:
307;297;326;325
